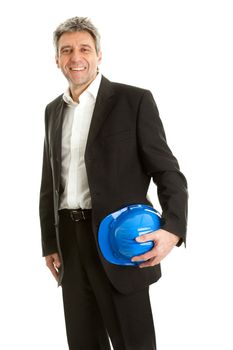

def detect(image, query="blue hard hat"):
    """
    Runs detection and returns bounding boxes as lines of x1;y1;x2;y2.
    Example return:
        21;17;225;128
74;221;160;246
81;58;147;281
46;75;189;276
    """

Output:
98;204;161;266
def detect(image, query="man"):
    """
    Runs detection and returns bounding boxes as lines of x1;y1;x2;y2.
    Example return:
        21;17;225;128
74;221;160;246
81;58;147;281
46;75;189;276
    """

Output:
39;16;188;350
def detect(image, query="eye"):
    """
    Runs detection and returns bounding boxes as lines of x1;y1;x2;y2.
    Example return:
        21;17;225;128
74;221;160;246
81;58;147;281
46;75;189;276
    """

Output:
81;47;90;53
61;47;72;54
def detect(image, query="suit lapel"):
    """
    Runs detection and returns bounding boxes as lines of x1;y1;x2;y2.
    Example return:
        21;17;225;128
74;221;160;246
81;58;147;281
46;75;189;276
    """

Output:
52;97;66;190
85;76;115;153
53;97;66;148
52;76;115;188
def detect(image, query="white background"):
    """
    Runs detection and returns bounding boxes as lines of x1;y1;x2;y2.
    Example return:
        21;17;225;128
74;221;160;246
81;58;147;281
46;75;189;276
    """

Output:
0;0;232;349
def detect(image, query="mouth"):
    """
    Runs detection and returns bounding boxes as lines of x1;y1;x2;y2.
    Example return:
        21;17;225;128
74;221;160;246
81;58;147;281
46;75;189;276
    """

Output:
69;67;86;72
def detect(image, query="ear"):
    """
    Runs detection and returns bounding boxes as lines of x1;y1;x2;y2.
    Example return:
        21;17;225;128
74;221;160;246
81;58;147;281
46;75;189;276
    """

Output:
97;51;102;65
55;55;60;68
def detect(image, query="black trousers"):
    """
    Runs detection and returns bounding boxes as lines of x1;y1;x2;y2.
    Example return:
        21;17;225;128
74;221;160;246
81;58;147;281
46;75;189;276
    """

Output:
59;211;156;350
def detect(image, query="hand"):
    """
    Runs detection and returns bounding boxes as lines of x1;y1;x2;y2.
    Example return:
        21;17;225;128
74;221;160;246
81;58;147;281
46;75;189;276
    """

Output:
45;253;61;281
131;229;180;268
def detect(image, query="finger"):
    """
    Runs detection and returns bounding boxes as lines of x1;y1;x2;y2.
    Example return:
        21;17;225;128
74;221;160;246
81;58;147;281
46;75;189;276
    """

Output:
49;265;60;281
139;256;161;268
131;246;158;263
46;258;60;281
136;231;160;243
138;245;173;267
53;254;61;269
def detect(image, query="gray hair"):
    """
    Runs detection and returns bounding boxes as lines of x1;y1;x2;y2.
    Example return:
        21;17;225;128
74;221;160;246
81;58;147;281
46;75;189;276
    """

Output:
53;17;101;55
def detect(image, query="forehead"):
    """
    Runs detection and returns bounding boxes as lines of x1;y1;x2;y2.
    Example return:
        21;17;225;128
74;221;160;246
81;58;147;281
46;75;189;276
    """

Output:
58;31;96;48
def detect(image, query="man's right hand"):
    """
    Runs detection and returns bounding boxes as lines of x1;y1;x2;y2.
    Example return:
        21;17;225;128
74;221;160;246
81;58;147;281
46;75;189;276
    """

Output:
45;253;61;282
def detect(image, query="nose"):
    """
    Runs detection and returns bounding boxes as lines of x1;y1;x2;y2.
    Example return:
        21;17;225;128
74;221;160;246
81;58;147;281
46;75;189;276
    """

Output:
70;48;83;63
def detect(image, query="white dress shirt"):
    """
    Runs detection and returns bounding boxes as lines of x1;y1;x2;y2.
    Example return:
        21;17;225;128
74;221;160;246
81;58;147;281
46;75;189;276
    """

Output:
59;73;102;209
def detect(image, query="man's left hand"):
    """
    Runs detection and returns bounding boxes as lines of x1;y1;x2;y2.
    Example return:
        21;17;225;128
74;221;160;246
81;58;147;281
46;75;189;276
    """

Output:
131;229;180;268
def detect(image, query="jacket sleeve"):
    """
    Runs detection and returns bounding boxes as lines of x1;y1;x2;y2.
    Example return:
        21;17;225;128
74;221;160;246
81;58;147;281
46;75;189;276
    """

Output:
39;107;58;256
137;90;188;245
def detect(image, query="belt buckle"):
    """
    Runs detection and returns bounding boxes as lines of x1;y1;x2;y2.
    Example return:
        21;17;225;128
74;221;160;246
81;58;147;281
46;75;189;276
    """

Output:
70;210;85;222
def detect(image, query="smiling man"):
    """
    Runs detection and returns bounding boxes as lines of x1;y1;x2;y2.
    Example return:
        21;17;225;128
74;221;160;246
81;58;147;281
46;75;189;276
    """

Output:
56;30;102;101
39;16;188;350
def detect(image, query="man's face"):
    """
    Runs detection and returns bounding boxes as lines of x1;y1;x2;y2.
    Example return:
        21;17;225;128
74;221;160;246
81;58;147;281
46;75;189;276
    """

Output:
56;31;102;89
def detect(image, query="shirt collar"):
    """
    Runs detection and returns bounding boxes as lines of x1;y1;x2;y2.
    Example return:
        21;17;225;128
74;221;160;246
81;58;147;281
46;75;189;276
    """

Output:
63;73;102;106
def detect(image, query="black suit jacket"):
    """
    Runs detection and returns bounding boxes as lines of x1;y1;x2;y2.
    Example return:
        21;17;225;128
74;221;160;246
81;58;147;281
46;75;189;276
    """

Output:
39;76;188;294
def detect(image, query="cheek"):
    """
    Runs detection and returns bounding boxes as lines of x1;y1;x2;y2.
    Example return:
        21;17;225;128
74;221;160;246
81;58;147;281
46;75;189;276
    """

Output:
63;64;71;74
89;59;100;69
58;57;69;69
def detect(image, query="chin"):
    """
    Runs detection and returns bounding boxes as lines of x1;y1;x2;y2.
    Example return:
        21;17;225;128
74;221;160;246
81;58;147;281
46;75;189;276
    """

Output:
71;77;88;86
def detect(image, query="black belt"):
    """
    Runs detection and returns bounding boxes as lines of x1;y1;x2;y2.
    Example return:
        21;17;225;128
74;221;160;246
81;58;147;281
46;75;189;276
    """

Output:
59;208;92;222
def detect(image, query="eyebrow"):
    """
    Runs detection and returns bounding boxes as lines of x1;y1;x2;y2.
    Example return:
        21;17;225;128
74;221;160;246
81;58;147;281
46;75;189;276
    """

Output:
59;44;93;51
80;44;92;49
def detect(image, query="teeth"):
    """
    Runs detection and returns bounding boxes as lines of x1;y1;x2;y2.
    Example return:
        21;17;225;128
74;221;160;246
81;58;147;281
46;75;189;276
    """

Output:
70;67;85;71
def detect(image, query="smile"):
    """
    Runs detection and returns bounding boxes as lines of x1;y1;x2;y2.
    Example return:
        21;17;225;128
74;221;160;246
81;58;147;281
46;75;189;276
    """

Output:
70;67;86;71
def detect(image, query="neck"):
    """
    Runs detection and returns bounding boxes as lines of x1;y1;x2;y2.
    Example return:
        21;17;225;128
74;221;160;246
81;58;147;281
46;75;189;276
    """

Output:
70;75;97;102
